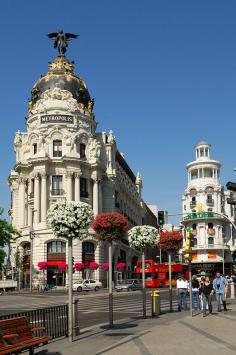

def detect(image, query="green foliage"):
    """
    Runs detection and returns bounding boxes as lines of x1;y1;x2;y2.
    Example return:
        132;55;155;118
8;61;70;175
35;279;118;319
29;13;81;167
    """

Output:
0;208;19;248
0;248;6;267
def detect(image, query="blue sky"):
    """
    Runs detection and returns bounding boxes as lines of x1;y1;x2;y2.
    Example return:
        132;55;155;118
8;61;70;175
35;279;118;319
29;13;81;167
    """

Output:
1;0;236;225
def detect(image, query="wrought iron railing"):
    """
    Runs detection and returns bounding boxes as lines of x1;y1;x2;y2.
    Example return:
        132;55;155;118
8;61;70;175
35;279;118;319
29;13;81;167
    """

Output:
0;305;68;339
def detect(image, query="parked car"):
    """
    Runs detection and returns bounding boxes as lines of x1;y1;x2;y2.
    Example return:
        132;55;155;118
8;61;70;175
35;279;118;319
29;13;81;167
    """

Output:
73;279;102;292
115;279;142;292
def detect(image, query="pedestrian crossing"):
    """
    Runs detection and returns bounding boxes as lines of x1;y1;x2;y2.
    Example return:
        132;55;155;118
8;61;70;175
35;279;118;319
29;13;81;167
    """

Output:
75;294;179;315
0;292;179;317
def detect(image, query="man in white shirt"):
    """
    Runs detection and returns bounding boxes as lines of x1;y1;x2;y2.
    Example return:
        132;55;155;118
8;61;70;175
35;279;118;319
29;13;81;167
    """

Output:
176;274;188;311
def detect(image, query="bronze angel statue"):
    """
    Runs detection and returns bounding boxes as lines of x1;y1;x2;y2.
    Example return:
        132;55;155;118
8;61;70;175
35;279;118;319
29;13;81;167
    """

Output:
47;30;79;56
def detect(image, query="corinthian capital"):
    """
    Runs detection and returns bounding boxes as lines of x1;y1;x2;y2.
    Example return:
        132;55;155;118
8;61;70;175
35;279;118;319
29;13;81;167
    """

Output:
91;171;101;183
33;172;40;180
66;171;74;179
18;176;27;184
41;172;48;179
74;169;82;179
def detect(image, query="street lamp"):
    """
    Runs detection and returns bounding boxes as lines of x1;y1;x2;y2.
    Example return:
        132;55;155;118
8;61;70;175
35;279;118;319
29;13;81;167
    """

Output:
29;208;35;293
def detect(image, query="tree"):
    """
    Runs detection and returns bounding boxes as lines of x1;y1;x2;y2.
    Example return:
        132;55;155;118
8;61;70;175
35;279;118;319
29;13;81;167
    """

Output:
160;231;183;312
0;208;19;276
92;212;128;328
128;225;159;318
0;208;19;248
47;201;93;342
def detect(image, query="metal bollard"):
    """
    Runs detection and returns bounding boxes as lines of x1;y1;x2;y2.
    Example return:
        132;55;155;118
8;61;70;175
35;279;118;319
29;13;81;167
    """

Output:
151;290;161;316
230;282;235;299
73;298;80;337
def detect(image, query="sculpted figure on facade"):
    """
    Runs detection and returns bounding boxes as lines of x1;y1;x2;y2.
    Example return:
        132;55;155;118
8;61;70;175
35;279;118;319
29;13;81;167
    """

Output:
14;131;22;162
107;130;116;145
88;138;101;163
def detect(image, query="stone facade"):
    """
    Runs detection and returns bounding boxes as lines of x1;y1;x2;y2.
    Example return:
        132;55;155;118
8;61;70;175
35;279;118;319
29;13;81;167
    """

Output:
181;142;236;273
8;55;153;288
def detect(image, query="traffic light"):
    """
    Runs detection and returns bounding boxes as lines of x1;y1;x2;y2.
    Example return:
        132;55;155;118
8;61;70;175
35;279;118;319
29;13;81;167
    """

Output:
184;227;194;261
158;211;165;226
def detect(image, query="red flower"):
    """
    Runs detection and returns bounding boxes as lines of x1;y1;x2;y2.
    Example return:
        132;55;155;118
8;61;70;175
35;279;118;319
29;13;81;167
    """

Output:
102;262;109;271
160;231;183;252
74;262;84;271
92;212;128;241
38;261;49;271
89;261;99;270
116;262;126;271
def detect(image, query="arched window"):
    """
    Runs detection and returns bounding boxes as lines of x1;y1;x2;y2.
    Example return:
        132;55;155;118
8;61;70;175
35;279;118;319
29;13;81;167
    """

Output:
208;222;213;229
192;224;197;230
23;243;31;255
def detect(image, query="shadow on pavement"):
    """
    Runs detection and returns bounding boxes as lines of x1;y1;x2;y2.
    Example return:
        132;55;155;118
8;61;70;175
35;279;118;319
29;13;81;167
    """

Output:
100;322;138;330
35;351;62;355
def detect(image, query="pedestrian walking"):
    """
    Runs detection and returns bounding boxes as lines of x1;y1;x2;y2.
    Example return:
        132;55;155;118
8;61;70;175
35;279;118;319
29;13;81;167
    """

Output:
176;274;188;311
199;276;214;317
213;272;228;312
192;275;200;310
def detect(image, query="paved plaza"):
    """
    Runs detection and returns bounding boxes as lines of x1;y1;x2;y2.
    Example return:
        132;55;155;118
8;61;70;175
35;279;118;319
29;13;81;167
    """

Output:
35;300;236;355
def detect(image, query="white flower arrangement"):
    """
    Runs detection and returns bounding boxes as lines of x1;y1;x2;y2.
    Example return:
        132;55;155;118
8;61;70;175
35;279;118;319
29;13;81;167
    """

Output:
47;201;93;239
128;225;159;250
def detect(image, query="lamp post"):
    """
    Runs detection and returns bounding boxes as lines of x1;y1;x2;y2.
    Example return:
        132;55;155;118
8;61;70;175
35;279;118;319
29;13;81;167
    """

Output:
29;208;35;293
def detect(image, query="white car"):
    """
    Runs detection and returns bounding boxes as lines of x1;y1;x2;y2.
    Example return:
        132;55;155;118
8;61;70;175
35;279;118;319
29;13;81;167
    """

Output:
73;279;102;292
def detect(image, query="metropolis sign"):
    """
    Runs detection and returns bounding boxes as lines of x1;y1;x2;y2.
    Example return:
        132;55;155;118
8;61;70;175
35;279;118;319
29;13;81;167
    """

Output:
41;115;74;124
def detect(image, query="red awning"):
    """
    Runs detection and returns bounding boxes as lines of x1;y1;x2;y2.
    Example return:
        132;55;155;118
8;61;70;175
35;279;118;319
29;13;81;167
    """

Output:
47;260;66;266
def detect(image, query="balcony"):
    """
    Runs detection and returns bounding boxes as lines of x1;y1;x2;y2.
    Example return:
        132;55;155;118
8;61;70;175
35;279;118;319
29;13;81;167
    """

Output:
190;201;196;208
192;243;229;250
206;199;214;206
51;189;65;196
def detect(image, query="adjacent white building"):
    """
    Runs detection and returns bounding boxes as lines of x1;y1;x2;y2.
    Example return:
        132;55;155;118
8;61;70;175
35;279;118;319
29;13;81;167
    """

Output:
181;141;236;274
8;49;156;287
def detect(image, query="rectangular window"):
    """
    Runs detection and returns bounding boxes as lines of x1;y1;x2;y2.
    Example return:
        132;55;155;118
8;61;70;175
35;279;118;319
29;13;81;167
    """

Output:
80;178;88;198
52;175;63;195
33;143;37;155
207;194;213;202
80;144;86;159
53;140;62;157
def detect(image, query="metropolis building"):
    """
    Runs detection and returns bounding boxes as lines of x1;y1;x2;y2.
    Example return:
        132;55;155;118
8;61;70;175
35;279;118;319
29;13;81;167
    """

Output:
181;141;236;274
8;37;156;287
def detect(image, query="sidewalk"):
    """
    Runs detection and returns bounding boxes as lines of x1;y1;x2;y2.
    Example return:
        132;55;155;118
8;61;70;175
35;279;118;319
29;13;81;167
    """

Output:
36;300;236;355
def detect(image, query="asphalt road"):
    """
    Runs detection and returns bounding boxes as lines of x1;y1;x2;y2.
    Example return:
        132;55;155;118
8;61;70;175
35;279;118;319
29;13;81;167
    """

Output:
0;289;179;329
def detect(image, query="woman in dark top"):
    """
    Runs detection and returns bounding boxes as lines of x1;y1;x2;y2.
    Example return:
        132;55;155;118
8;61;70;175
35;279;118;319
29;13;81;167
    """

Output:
199;276;214;317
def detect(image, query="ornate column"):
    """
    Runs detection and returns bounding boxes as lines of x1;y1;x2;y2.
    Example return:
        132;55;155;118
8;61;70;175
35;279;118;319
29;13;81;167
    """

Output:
92;173;99;215
41;173;47;222
66;171;73;201
99;181;103;213
18;176;26;227
34;173;40;223
74;170;82;202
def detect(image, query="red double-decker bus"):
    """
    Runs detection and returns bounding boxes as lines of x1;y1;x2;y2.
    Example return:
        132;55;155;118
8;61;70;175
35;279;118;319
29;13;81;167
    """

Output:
135;259;188;288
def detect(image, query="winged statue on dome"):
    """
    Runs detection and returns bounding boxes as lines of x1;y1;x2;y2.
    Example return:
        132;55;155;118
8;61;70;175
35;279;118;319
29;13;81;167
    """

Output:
47;30;78;56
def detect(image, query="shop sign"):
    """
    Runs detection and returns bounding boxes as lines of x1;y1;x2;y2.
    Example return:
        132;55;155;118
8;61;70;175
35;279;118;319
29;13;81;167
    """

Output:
41;114;74;124
184;212;214;220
